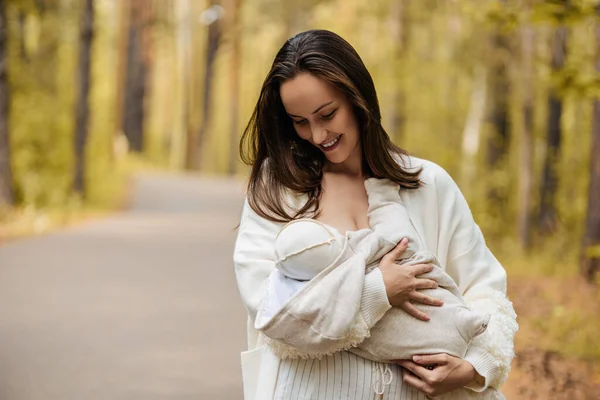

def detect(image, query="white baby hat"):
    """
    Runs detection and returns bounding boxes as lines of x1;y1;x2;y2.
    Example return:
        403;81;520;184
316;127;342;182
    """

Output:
275;219;342;281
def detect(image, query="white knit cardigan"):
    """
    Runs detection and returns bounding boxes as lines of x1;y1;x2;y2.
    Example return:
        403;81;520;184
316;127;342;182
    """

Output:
233;156;518;399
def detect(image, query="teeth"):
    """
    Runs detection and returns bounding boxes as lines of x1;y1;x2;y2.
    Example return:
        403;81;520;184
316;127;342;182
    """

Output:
322;135;341;148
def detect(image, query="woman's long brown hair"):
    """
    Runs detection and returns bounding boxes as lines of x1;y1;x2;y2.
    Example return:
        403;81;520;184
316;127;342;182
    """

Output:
239;29;422;223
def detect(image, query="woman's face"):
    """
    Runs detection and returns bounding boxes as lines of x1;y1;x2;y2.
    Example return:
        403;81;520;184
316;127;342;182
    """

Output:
280;72;360;165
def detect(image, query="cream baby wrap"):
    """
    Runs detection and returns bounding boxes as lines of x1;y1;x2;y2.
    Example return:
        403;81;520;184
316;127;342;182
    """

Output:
256;178;491;363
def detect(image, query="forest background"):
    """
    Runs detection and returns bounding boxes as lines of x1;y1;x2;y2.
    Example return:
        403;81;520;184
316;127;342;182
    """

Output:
0;0;599;398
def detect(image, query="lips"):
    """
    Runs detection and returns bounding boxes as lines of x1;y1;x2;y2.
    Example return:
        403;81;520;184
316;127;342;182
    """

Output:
320;135;342;152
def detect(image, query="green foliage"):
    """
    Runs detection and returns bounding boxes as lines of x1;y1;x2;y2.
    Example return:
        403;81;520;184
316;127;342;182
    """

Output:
585;244;600;258
531;0;596;25
531;305;600;361
484;1;521;32
4;0;132;217
8;4;76;208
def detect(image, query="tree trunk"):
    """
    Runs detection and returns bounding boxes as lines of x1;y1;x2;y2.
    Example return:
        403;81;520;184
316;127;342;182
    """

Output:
485;22;511;208
73;0;94;196
0;0;14;207
115;0;130;147
486;32;510;171
518;24;535;249
460;66;486;192
227;0;242;175
388;0;410;143
177;0;193;169
538;26;567;234
122;0;152;153
123;1;143;152
283;1;310;41
581;24;600;283
17;10;27;61
194;0;222;170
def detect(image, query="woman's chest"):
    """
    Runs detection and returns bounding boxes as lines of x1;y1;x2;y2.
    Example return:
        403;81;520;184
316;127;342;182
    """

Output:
315;175;370;233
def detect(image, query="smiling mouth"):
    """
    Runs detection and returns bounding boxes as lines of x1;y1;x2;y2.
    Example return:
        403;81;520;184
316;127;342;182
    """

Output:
320;135;342;151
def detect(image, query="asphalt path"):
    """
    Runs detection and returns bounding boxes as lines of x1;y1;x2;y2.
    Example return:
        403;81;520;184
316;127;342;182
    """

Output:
0;174;248;400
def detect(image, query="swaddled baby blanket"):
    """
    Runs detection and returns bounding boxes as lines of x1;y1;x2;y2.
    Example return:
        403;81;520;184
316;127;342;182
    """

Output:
255;178;491;364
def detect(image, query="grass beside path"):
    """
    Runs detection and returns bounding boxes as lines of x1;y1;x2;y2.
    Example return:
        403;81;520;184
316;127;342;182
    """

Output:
0;155;156;244
497;236;600;399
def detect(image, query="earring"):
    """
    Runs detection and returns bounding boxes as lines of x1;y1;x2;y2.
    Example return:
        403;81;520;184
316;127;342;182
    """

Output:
290;141;297;151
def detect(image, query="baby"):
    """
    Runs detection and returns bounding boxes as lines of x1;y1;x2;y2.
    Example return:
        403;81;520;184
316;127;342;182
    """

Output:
264;178;491;363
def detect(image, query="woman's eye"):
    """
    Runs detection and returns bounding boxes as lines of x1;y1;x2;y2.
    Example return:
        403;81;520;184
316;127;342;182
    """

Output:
322;110;336;120
293;119;307;125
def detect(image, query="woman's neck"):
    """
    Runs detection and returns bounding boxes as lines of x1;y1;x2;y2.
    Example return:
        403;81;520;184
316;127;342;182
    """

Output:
323;148;364;178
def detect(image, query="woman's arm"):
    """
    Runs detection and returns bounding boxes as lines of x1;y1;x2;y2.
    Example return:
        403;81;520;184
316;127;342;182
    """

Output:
233;197;391;355
432;164;518;392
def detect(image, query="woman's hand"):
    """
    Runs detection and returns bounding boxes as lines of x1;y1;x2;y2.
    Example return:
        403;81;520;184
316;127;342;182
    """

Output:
378;239;443;321
395;353;477;397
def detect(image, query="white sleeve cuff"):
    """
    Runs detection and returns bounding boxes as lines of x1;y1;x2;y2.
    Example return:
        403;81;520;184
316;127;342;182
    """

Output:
463;345;502;392
360;267;392;327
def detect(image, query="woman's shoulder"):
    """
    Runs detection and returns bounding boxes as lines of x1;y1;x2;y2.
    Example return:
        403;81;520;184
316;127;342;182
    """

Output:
391;154;472;228
393;154;458;194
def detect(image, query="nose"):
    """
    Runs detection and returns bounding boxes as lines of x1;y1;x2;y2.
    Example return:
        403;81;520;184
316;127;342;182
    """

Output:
311;124;328;145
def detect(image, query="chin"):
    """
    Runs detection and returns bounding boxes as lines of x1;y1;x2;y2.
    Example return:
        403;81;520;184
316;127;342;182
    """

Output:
323;139;358;164
324;150;351;164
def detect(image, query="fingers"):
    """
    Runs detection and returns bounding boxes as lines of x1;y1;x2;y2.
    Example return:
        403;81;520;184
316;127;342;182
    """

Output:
409;263;435;277
415;278;439;290
398;360;428;380
413;353;450;365
402;300;430;321
400;366;432;396
382;238;409;263
408;292;444;307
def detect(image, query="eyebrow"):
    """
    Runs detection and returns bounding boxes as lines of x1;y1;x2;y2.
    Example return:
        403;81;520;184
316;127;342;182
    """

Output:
288;101;334;118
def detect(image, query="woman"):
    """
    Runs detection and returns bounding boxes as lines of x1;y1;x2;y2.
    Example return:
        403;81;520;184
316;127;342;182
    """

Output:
233;29;518;399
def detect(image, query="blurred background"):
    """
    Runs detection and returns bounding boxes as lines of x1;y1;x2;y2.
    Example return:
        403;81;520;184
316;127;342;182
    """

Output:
0;0;599;399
